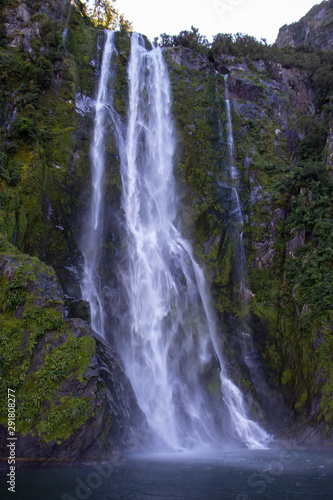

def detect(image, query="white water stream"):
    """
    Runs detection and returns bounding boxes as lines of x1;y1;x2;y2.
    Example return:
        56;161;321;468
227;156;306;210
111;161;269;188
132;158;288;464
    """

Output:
83;31;270;451
81;30;117;336
61;0;74;40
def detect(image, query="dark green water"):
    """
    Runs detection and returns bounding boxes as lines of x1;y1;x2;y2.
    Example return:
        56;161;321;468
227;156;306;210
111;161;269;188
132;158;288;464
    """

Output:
1;449;333;499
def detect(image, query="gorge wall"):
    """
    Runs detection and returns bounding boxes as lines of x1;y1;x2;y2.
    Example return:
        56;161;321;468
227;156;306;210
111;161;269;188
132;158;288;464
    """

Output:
0;0;333;463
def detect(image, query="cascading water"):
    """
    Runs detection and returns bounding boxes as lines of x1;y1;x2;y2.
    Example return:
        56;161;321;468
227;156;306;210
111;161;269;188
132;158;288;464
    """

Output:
117;33;214;449
61;0;74;40
224;74;238;180
217;74;246;286
82;31;270;451
80;30;117;337
213;74;271;447
115;33;270;450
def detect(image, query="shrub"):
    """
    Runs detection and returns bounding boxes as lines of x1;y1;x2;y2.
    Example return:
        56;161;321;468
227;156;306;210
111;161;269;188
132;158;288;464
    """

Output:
11;117;38;144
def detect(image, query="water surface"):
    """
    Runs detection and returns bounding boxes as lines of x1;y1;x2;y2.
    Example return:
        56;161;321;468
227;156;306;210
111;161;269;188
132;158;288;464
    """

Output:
1;449;333;499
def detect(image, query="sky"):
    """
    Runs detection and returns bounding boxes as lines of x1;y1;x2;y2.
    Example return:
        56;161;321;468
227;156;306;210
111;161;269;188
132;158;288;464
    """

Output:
111;0;324;45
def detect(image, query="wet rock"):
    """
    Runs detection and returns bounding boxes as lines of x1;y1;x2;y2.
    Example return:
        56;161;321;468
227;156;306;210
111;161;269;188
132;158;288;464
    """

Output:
57;265;82;298
65;295;91;322
75;93;96;116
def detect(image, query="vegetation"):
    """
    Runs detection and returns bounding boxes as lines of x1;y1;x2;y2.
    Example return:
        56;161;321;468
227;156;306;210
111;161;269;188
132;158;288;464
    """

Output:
84;0;132;30
161;18;333;431
158;28;333;108
156;26;209;52
0;237;95;442
0;0;332;443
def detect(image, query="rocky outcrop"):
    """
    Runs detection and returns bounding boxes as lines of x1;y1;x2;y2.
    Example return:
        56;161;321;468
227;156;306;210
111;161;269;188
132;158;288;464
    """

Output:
276;0;333;50
3;0;73;52
286;229;306;258
0;238;151;466
253;207;285;269
169;47;211;73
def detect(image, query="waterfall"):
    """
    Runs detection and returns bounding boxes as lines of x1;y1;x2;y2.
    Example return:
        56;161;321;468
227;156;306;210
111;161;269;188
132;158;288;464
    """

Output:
117;33;213;449
62;0;74;40
116;33;270;450
224;74;237;179
82;31;270;451
213;75;270;447
80;30;117;337
218;74;246;286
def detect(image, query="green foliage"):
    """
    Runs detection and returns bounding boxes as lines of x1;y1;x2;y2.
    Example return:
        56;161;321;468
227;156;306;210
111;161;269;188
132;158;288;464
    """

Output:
23;306;66;333
86;0;132;30
0;0;100;263
281;369;292;385
28;56;54;89
212;33;268;60
0;50;24;81
11;117;38;144
297;115;326;161
320;350;333;427
311;61;333;106
0;152;8;181
250;157;333;425
168;63;222;247
0;245;95;443
7;159;21;187
36;396;90;442
158;26;209;53
3;264;30;308
274;161;333;322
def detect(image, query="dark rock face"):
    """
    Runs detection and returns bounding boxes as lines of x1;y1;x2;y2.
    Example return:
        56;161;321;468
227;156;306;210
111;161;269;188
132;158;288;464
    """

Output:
228;75;260;102
65;295;91;322
276;0;333;50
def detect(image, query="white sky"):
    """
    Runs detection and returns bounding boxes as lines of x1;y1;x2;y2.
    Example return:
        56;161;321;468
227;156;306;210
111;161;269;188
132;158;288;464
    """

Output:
112;0;324;45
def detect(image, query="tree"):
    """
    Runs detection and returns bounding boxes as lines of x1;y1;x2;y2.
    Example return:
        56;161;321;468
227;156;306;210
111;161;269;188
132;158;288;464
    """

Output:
119;14;132;32
85;0;132;31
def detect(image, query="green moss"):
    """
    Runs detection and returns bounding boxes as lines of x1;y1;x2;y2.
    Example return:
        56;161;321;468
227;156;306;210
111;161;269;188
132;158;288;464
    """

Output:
0;0;99;267
0;240;95;443
36;396;90;443
295;390;308;410
207;373;222;400
98;414;113;451
281;368;293;385
3;263;31;309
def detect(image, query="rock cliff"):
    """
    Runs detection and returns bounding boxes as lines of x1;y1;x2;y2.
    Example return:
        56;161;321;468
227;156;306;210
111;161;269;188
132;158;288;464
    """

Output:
0;0;333;462
276;0;333;50
0;236;151;466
